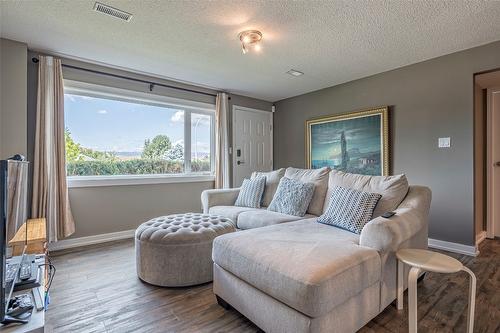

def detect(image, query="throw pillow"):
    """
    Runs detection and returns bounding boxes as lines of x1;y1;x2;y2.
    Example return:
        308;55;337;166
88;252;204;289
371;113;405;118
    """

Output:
323;170;408;218
284;167;330;216
318;186;382;234
251;168;286;207
267;177;315;217
235;176;266;208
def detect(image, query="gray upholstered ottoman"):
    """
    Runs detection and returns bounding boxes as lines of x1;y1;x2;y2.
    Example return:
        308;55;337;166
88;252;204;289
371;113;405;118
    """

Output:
135;213;235;287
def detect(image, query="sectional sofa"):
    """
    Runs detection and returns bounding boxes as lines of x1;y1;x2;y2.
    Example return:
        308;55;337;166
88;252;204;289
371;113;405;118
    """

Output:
201;167;431;333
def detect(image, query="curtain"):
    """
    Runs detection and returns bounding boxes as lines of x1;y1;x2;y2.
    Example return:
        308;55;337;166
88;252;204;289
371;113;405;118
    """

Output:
215;92;230;188
6;161;28;241
31;56;75;242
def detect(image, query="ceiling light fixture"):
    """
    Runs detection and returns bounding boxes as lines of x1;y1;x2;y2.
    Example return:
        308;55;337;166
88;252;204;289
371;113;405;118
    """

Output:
238;30;263;54
286;69;304;77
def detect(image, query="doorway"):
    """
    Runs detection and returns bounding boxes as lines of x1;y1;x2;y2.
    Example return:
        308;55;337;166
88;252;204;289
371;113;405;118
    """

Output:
232;106;273;187
475;70;500;242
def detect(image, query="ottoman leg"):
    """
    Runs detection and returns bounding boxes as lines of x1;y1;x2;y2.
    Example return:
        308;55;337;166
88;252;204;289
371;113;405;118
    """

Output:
216;295;231;310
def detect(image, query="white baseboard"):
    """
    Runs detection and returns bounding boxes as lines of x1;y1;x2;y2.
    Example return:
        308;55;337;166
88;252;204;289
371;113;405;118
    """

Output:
49;229;135;252
428;238;478;257
476;231;487;245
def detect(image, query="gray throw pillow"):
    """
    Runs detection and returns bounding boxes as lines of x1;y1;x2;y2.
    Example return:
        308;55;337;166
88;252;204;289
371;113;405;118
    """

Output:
235;176;266;208
267;177;315;217
317;186;382;234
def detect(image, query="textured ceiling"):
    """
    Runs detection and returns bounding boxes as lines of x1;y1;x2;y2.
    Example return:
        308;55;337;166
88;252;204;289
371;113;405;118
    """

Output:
1;0;500;102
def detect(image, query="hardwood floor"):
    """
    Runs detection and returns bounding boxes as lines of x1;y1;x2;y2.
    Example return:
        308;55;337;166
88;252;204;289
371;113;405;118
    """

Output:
46;239;499;333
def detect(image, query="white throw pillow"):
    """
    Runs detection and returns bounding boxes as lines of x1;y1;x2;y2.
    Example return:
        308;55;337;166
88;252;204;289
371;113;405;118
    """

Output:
323;170;409;218
318;186;382;234
251;168;286;207
284;167;330;216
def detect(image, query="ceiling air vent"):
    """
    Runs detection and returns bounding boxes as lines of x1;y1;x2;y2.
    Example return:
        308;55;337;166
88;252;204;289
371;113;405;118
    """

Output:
93;2;133;22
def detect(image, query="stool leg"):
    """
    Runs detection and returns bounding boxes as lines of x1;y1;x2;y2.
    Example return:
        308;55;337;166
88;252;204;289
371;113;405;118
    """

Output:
397;259;404;310
408;267;421;333
461;266;476;333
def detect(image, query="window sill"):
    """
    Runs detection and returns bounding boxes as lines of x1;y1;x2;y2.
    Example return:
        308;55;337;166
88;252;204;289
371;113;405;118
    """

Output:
67;174;215;188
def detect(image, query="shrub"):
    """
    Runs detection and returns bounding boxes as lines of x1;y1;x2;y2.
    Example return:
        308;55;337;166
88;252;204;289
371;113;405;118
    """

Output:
66;159;211;176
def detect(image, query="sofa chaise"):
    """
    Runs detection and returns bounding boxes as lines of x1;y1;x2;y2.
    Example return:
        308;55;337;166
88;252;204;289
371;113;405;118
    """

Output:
201;168;431;333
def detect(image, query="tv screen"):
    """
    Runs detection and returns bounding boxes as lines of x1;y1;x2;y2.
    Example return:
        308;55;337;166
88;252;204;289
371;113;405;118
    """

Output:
0;159;29;322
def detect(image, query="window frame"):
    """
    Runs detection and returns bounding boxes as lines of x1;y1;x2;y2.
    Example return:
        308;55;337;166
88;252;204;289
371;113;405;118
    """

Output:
63;80;216;188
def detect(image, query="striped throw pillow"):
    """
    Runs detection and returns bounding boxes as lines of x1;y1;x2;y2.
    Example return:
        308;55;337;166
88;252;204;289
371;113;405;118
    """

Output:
235;176;266;208
317;186;381;234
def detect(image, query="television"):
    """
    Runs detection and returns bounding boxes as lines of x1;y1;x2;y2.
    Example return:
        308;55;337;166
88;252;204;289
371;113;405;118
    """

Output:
0;158;29;323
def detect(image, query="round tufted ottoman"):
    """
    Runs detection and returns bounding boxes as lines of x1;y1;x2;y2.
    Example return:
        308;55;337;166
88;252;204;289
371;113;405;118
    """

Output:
135;213;235;287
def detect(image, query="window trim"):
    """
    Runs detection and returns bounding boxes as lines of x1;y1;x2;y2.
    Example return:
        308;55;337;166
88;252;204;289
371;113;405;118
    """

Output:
63;80;216;184
67;174;215;188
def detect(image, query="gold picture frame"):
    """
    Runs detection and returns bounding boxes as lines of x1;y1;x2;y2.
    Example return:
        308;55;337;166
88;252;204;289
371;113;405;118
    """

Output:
305;106;390;176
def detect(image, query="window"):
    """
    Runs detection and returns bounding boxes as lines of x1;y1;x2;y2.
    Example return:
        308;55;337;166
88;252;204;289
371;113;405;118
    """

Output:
63;81;215;186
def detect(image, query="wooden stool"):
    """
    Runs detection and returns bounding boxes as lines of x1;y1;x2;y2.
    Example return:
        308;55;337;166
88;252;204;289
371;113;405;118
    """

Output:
396;248;476;333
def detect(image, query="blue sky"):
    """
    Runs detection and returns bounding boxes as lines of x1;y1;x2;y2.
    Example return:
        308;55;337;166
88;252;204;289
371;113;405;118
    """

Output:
64;94;211;154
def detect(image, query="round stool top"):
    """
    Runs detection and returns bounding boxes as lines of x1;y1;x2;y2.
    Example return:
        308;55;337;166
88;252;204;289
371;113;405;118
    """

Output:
135;213;235;245
396;248;463;273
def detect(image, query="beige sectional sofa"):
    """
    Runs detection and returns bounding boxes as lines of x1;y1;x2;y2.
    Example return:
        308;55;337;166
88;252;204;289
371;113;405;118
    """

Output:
201;168;431;333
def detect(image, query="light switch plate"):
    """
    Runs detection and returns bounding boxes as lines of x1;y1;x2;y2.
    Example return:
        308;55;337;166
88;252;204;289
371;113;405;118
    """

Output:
438;137;451;148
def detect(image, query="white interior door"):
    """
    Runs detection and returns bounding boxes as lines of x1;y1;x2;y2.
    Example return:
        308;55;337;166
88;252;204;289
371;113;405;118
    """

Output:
232;106;273;187
487;88;500;238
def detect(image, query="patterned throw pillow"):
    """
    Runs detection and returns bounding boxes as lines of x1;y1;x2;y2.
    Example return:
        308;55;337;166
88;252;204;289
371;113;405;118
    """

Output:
267;177;315;217
317;186;382;234
235;176;266;208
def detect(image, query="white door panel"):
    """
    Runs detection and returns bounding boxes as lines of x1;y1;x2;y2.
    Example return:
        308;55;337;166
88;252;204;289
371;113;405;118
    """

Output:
233;107;273;187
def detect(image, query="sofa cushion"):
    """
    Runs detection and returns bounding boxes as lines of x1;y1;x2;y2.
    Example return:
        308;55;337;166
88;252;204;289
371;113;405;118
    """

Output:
212;219;381;317
235;176;266;208
237;209;316;230
251;168;286;207
324;170;409;218
318;186;382;234
268;177;315;216
284;167;330;216
208;206;261;223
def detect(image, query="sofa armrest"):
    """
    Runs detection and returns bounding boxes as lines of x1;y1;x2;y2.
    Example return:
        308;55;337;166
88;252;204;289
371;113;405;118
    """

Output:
360;186;431;254
201;188;241;213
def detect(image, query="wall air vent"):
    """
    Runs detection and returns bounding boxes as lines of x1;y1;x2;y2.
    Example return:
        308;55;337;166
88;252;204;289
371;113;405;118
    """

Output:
93;2;133;22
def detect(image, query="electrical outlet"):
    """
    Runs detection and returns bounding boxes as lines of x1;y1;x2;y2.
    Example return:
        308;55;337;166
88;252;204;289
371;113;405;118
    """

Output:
438;137;451;148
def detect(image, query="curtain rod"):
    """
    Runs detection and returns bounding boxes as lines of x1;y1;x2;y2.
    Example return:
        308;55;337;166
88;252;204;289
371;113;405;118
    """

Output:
31;57;219;98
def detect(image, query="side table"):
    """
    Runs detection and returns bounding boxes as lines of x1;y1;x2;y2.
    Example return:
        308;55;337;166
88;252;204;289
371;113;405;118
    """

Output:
396;248;476;333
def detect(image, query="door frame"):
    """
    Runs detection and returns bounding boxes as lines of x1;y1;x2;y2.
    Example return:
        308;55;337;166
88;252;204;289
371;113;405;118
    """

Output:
231;105;273;187
486;87;500;238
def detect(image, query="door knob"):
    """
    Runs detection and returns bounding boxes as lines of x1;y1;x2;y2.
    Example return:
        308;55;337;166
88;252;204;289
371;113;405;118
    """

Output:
237;161;244;165
495;161;500;167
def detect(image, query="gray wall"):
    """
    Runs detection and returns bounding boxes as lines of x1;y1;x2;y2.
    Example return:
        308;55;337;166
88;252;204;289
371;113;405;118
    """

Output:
68;182;214;238
26;51;272;239
274;40;500;246
0;38;27;159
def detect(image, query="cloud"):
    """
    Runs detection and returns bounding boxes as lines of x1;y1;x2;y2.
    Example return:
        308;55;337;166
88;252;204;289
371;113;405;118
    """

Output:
171;111;184;123
97;109;108;114
65;94;76;102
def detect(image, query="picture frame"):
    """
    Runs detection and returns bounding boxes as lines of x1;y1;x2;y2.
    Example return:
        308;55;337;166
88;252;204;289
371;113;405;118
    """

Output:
305;106;389;176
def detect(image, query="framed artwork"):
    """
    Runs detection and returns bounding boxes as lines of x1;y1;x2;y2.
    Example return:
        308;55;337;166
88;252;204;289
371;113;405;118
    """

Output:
305;106;389;176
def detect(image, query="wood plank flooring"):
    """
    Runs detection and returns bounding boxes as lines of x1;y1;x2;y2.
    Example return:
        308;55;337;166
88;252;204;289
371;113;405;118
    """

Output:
46;239;499;333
